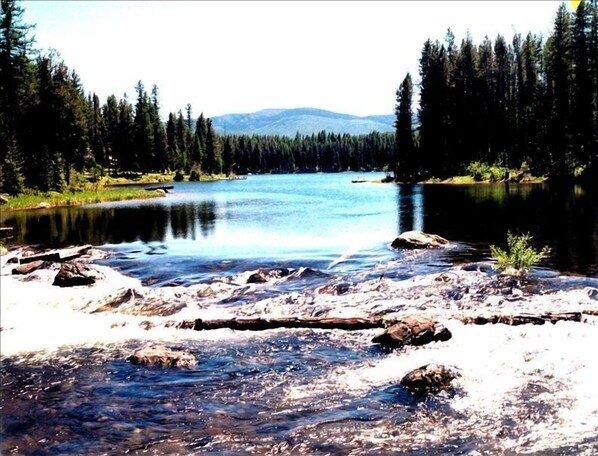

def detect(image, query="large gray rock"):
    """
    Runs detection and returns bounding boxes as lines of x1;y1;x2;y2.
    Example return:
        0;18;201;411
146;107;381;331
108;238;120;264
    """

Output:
52;262;95;287
372;315;452;348
400;364;460;394
127;345;198;367
391;231;449;250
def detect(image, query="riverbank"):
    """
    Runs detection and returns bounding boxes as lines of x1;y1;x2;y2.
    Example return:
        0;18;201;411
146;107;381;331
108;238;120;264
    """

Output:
0;187;165;211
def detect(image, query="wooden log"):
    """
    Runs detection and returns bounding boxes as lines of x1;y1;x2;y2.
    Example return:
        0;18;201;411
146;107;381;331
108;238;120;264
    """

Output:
458;312;584;326
173;311;597;333
145;185;174;192
177;316;393;332
19;244;92;265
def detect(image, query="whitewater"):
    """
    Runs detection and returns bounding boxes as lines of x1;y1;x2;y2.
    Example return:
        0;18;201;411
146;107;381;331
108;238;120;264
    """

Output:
2;245;598;454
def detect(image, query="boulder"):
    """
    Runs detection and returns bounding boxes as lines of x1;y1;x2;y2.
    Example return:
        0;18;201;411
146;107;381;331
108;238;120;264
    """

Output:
390;231;449;250
246;268;290;284
127;345;198;367
318;282;352;295
0;195;8;204
36;202;51;209
53;262;95;287
12;260;51;275
372;315;452;348
287;267;327;280
400;364;460;394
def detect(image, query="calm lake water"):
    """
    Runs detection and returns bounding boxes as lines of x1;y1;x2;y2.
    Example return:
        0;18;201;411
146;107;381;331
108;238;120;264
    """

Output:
2;173;597;278
2;173;598;455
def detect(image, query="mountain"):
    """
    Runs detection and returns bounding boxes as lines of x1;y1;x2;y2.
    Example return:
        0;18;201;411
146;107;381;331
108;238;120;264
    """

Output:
210;108;395;136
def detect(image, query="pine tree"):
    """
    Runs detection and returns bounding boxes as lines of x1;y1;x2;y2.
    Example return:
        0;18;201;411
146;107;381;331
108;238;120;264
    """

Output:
205;118;222;175
394;73;415;181
166;112;178;170
546;4;574;179
0;0;34;162
571;0;594;172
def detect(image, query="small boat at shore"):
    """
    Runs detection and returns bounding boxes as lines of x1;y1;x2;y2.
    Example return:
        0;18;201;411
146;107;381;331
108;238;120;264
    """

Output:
351;177;366;183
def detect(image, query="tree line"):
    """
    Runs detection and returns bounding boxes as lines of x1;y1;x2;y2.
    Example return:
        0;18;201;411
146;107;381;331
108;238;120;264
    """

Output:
0;0;394;196
3;0;596;196
395;1;598;183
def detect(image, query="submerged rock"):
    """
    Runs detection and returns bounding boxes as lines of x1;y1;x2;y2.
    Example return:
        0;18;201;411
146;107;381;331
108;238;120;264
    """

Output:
127;345;198;367
372;315;452;348
400;364;460;394
52;262;96;287
390;231;450;250
318;282;352;295
246;268;291;284
287;267;327;280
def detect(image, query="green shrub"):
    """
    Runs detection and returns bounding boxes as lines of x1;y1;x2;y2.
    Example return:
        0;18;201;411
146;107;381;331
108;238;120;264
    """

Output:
490;231;551;274
189;165;201;182
466;161;508;182
174;169;185;182
467;161;490;182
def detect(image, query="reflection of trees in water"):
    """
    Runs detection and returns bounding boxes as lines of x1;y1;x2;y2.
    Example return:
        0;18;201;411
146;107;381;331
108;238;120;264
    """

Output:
2;201;218;247
419;183;597;276
169;202;216;240
396;184;424;234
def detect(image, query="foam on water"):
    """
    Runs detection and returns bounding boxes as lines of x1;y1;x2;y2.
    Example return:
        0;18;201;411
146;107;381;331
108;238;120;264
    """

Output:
2;249;598;453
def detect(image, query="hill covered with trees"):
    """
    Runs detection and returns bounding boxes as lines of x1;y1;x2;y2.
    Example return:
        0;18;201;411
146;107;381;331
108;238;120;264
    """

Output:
210;108;395;136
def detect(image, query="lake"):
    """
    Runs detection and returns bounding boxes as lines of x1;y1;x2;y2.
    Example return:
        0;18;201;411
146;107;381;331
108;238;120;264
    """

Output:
2;173;597;279
2;173;598;455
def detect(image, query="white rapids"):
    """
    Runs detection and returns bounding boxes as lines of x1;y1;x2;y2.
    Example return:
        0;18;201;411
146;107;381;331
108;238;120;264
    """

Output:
1;247;598;453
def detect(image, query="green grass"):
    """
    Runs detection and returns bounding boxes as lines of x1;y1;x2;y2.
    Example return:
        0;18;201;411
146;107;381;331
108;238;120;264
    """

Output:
2;187;164;211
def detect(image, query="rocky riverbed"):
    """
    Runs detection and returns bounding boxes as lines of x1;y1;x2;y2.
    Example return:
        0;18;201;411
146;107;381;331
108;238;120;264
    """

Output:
1;245;598;454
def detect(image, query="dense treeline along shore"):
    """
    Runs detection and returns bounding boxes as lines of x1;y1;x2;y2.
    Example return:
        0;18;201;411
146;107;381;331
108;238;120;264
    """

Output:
394;1;598;184
1;1;596;203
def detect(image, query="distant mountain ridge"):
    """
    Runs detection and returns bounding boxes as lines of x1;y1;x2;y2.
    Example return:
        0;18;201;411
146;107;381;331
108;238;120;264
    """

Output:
210;108;395;136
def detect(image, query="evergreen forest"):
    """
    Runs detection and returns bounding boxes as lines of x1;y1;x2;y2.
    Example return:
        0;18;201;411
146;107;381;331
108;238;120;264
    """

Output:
396;1;598;183
1;0;596;196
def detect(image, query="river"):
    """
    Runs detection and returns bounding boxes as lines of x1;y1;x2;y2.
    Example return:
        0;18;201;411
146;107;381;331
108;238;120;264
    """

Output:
1;173;597;454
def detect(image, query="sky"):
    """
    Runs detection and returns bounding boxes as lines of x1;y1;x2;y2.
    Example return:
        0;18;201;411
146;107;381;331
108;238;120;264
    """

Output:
21;1;567;118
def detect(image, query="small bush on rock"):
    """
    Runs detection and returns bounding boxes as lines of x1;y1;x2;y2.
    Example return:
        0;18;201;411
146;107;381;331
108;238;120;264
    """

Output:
490;231;551;275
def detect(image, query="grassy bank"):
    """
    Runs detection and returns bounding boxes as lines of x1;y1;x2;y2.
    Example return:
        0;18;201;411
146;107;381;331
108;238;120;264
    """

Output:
1;187;164;211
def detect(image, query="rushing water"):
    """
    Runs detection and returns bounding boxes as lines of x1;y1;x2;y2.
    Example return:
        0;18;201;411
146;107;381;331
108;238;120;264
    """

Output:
1;173;598;454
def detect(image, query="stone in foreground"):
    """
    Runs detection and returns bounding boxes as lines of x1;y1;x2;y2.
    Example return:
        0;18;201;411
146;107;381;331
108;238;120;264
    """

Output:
246;268;291;283
372;315;452;348
400;364;460;394
52;262;95;287
391;231;450;249
127;345;198;367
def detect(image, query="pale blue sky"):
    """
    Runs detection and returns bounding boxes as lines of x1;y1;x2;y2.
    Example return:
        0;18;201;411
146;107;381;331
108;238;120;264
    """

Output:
22;1;563;118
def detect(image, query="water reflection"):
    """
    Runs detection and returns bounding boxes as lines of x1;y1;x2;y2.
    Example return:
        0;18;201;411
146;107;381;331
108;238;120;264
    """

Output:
1;202;217;247
394;183;597;276
396;184;424;233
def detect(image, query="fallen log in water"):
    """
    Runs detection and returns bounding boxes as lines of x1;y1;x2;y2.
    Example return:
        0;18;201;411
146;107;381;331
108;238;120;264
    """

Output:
176;316;394;331
145;185;174;193
18;245;92;265
174;311;597;333
458;312;585;326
